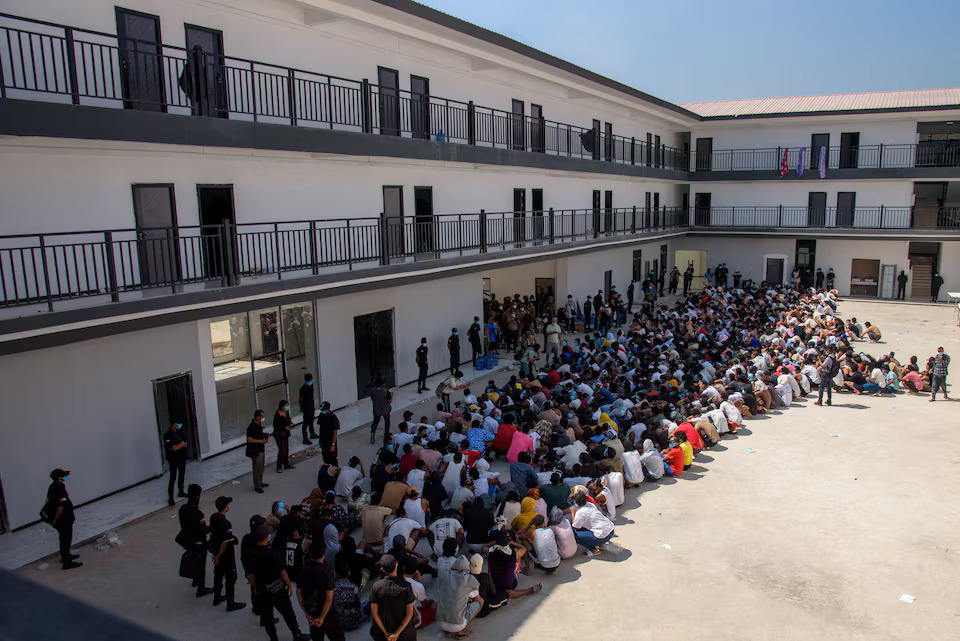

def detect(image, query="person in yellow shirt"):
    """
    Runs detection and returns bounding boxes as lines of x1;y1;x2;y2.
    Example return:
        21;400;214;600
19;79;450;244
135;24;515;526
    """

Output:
675;430;694;470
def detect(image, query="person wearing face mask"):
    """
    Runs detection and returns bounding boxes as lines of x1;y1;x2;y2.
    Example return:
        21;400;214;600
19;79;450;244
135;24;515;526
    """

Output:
448;328;461;375
45;468;82;570
210;496;246;612
246;410;270;494
299;373;318;445
273;400;296;474
163;421;189;506
416;337;430;393
317;401;340;465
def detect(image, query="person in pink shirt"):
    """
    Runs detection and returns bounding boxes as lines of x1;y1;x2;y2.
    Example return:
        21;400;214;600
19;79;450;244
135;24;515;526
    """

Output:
506;423;535;463
901;366;923;395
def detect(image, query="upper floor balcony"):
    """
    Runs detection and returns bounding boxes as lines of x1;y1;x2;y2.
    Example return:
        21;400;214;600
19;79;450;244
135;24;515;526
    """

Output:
0;12;688;174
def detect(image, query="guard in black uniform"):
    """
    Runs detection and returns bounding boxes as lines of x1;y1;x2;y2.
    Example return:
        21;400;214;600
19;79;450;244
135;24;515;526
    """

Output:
177;483;214;597
415;338;429;393
45;469;81;570
241;515;268;620
468;316;483;368
163;423;189;506
210;496;246;612
247;525;309;641
316;402;339;466
299;374;318;445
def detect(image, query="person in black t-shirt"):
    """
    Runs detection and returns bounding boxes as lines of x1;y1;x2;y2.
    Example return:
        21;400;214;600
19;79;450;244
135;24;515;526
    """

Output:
246;410;270;494
241;515;267;616
46;469;81;570
299;373;318;445
415;338;429;393
163;423;189;506
296;540;344;641
247;525;309;641
317;402;340;466
369;554;416;641
178;483;213;596
210;496;246;612
273;400;296;474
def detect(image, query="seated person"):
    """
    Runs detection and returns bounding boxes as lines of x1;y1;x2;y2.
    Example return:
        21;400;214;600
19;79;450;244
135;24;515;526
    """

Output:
863;322;881;342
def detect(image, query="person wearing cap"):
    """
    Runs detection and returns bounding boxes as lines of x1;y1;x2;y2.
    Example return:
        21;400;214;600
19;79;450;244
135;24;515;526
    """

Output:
177;483;213;596
210;496;246;612
299;373;318;445
45;469;81;570
241;515;267;619
468;316;483;368
316;401;340;466
245;410;270;494
296;539;343;641
163;422;189;506
247;524;309;641
415;337;430;393
369;554;416;641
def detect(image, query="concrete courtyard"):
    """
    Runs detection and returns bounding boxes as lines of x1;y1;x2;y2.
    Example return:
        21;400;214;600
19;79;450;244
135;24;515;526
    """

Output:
13;299;960;641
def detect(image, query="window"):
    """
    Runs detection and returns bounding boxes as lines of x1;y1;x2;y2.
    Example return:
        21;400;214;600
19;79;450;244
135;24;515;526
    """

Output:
210;319;234;357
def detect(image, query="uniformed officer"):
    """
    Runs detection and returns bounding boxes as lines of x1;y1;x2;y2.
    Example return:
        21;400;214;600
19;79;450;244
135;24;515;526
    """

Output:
247;525;310;641
241;515;268;620
210;496;246;612
46;469;81;570
163;422;189;506
177;483;214;597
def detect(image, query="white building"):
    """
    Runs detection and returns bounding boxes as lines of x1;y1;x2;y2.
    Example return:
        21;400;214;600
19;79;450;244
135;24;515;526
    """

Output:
0;0;957;532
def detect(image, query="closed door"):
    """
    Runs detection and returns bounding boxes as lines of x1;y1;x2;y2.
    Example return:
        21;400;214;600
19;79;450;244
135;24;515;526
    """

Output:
646;133;653;166
808;191;827;226
653;193;661;227
197;185;236;280
696;137;713;171
414;186;434;255
694;193;711;226
354;310;396;399
592;189;601;235
604;122;613;161
530;104;544;153
531;188;544;241
132;184;179;286
839;132;860;169
410;75;430;140
512;99;525;151
513;188;527;245
592;119;601;160
382;186;404;259
810;133;830;169
604;190;613;232
153;373;200;466
116;8;165;111
765;258;784;285
378;67;400;136
184;25;227;118
837;192;856;227
604;270;612;299
654;135;662;168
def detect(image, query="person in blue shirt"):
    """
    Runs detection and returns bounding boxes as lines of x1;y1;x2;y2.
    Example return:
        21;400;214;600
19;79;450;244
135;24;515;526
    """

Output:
466;420;495;455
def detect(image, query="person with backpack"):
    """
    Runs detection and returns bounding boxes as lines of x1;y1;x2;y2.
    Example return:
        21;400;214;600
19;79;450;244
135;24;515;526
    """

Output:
815;350;841;406
43;468;82;570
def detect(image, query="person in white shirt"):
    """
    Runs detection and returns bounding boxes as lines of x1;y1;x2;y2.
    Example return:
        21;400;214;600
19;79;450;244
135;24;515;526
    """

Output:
529;515;561;571
386;506;425;550
428;515;464;557
557;440;587;470
391;423;415;450
544;317;562;362
334;456;364;498
406;461;427;495
571;494;615;555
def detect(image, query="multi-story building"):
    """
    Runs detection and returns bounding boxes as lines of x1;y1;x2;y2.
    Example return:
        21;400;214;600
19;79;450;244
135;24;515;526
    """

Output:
0;0;956;532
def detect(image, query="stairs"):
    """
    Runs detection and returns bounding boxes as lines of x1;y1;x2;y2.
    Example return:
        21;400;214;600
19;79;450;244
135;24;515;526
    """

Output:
909;255;934;300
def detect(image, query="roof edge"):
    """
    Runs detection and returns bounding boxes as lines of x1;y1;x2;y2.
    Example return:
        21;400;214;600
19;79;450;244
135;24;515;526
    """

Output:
368;0;701;121
697;103;960;121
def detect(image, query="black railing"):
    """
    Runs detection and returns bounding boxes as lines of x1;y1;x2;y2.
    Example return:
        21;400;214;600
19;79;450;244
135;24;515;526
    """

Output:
689;205;927;229
0;207;687;311
693;143;960;172
0;13;687;170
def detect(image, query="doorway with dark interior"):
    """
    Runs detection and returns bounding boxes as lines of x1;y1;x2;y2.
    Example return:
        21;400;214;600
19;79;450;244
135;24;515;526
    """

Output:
694;193;711;226
513;188;527;248
765;258;784;285
603;190;613;234
414;186;434;258
808;191;827;227
198;185;236;281
839;132;860;169
531;188;544;244
410;75;430;140
382;186;405;261
354;310;396;400
184;24;227;118
132;184;180;287
153;372;200;468
592;190;601;236
795;239;817;288
603;270;612;300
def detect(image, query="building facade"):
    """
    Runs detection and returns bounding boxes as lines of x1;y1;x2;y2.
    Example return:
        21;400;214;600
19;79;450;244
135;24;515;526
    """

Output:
0;0;957;531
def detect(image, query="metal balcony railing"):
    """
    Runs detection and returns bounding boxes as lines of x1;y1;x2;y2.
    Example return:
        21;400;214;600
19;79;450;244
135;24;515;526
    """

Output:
687;205;960;230
0;206;687;311
0;12;687;170
692;143;960;172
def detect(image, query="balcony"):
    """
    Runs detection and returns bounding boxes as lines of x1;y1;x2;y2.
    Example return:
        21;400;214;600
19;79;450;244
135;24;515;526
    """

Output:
692;144;960;174
0;207;687;314
0;12;687;172
689;205;960;230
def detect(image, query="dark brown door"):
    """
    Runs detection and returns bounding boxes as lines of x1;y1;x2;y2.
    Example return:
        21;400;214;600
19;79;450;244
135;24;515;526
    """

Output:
184;24;227;118
354;310;396;399
808;192;827;226
531;188;544;241
694;193;712;226
839;132;860;169
592;119;601;160
132;184;179;285
116;8;165;111
604;122;613;161
604;190;613;232
410;75;430;140
696;137;713;171
810;133;830;169
530;104;544;153
382;186;404;259
414;186;434;256
592;189;601;236
512;99;525;151
377;67;400;136
513;188;526;246
837;192;856;227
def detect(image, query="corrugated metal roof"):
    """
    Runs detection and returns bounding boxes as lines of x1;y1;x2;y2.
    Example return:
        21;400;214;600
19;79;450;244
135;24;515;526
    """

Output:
680;87;960;118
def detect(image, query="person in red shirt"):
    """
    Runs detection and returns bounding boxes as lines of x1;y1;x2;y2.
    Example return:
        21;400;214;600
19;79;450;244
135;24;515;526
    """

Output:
674;421;704;451
397;443;420;478
662;440;684;476
492;415;518;455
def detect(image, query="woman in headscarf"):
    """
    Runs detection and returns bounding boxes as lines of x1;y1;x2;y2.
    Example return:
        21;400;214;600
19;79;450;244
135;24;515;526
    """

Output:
638;439;665;482
436;556;483;639
510;497;539;573
527;488;548;522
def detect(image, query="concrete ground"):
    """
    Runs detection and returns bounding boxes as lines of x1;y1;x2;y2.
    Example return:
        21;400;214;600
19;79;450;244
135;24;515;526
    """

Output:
15;300;960;641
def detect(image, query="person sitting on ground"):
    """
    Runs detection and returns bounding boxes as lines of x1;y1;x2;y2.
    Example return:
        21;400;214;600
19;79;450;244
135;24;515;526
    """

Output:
436;556;483;639
570;493;615;556
486;529;543;597
675;430;694;471
529;515;561;573
661;438;684;477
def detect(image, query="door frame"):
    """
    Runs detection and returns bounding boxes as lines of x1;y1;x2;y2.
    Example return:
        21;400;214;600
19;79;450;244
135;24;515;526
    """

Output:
152;371;201;470
115;6;166;112
196;184;238;280
131;183;181;285
763;254;787;285
354;308;398;398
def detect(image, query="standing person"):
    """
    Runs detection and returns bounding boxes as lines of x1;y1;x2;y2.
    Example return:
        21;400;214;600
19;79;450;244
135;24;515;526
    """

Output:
369;555;417;641
273;400;296;474
930;347;950;402
683;267;693;296
815;268;825;290
592;290;603;325
416;338;429;393
210;496;246;612
931;272;944;303
657;270;665;296
296;540;344;641
564;295;577;333
246;410;270;494
544;317;562;363
626;281;635;311
826;267;836;290
897;270;908;300
468;317;483;368
815;351;839;406
447;329;461;375
669;267;680;294
44;469;81;570
241;515;267;617
582;295;592;332
247;525;310;641
163;422;189;506
177;483;213;596
299;374;318;445
317;402;339;465
370;377;393;445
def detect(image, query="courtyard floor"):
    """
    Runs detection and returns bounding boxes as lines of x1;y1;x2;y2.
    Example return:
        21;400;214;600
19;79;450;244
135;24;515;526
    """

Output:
14;299;960;641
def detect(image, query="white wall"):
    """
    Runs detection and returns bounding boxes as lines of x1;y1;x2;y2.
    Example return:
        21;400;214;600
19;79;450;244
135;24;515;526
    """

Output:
482;260;557;300
694;180;913;207
672;236;797;285
693;117;920;152
0;321;208;529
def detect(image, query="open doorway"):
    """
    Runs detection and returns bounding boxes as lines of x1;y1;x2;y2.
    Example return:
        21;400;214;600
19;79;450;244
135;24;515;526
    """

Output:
153;373;200;469
198;185;236;280
675;249;706;290
354;309;396;400
765;258;784;285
